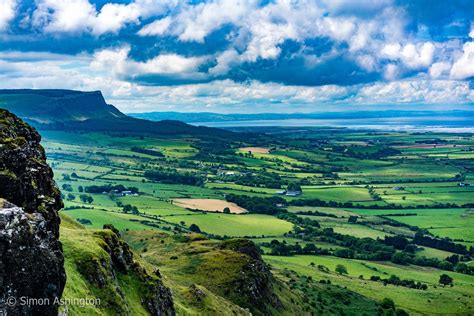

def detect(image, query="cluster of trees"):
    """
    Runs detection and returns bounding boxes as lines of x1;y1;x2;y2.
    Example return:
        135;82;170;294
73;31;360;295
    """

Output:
290;197;471;210
294;210;338;218
235;172;283;189
439;274;454;287
287;182;302;192
79;194;93;203
261;240;329;256
225;194;285;215
85;184;139;194
413;232;470;255
332;145;401;159
144;170;203;186
278;212;320;228
367;186;382;201
130;146;164;157
287;221;473;275
369;275;427;290
122;204;139;214
192;141;240;164
61;184;73;192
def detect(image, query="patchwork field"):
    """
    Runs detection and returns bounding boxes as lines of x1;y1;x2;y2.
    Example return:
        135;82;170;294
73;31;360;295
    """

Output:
173;198;248;213
41;127;474;314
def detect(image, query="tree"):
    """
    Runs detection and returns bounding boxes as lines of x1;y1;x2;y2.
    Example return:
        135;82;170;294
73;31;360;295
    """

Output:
287;182;302;192
66;193;75;201
335;264;348;275
78;186;84;192
348;215;358;223
189;224;201;233
439;274;453;287
122;204;132;213
79;194;92;203
380;297;395;309
223;207;231;214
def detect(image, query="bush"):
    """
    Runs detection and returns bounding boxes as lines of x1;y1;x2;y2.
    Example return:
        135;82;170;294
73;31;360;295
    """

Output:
335;264;348;275
380;297;395;309
189;224;202;233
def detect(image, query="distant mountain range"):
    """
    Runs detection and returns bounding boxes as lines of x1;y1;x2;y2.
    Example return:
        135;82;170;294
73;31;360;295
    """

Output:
129;110;474;123
0;89;235;138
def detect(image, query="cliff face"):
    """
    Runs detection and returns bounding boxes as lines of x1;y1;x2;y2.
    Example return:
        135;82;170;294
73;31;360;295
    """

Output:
0;109;65;315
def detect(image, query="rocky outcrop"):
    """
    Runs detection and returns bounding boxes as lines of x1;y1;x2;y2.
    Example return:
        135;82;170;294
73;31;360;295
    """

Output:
90;227;175;316
0;109;65;315
219;239;282;314
72;224;175;316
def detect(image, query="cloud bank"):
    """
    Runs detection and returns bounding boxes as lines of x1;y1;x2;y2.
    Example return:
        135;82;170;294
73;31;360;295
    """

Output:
0;0;473;112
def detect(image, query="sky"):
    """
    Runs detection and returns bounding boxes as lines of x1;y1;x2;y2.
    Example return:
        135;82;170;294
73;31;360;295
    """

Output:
0;0;473;113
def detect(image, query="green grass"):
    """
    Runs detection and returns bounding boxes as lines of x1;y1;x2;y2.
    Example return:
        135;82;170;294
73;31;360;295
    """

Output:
60;214;157;315
265;254;474;315
161;213;293;237
62;209;163;231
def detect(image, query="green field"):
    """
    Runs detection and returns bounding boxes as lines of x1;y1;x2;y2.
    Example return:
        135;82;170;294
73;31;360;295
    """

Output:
42;127;474;314
161;213;294;237
265;255;474;315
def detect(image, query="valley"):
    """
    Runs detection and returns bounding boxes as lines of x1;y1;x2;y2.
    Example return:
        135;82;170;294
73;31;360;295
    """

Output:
41;127;474;315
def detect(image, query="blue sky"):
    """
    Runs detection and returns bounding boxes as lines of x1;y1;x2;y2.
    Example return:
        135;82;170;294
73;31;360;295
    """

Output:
0;0;473;113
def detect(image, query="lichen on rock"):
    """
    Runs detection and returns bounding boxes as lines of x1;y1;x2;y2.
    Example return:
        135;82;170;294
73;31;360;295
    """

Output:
0;109;65;315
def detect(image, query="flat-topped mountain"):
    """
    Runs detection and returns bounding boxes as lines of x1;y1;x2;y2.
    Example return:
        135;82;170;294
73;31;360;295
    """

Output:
0;89;125;124
0;89;236;138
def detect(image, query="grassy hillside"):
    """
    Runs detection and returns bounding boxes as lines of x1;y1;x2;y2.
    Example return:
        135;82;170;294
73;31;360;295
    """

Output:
124;231;394;315
60;214;174;315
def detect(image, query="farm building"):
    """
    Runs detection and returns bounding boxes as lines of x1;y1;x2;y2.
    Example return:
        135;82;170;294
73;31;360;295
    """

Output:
286;190;302;196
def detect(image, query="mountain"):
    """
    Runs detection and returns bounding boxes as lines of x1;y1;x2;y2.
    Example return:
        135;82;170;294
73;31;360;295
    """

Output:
0;90;236;138
0;89;125;124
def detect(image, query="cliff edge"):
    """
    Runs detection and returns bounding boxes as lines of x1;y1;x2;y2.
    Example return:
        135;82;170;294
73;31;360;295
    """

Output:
0;109;65;315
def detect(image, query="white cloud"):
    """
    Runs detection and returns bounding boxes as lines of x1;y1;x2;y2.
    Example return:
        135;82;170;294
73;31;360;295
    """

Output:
356;80;474;104
91;46;208;79
177;0;255;43
400;42;435;69
450;41;474;80
138;17;172;36
32;0;174;35
381;42;435;69
383;64;399;80
32;0;96;33
0;51;472;113
0;0;17;30
429;62;451;79
93;2;141;35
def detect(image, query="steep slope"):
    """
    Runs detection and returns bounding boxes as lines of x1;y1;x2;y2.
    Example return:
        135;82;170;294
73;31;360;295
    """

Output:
0;109;65;315
60;216;175;315
125;232;312;315
0;89;238;139
0;89;125;124
124;231;392;315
